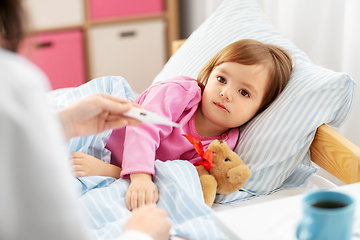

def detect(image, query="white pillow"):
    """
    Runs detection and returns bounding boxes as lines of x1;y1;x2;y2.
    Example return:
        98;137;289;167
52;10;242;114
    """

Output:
153;0;355;203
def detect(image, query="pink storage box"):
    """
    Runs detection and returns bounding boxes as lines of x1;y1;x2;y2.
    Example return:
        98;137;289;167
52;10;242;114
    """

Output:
89;0;163;20
19;30;86;90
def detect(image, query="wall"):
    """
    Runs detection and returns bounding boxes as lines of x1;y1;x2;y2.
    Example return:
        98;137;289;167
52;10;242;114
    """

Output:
180;0;222;38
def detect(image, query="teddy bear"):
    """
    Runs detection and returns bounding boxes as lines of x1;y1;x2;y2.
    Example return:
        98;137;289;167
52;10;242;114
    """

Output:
183;134;252;207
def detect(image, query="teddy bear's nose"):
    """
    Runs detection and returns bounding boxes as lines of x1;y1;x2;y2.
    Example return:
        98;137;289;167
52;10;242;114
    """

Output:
219;140;224;144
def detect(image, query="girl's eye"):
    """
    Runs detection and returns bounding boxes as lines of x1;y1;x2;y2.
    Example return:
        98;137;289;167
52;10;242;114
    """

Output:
239;89;249;97
217;76;227;84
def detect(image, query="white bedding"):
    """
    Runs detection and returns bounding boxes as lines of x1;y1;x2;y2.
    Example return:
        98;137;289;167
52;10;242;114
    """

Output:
212;174;337;212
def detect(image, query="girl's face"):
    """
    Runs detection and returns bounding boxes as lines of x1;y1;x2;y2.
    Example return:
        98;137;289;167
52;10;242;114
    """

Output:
197;62;269;136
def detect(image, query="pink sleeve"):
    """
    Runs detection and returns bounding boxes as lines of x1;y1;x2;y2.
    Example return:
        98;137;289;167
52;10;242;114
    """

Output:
119;77;201;178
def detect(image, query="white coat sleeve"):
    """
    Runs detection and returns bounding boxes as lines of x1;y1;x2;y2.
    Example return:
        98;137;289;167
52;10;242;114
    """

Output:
0;50;90;240
117;230;154;240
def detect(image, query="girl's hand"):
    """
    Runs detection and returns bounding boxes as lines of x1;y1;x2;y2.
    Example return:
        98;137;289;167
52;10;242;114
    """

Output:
58;93;142;140
71;152;121;179
126;173;159;211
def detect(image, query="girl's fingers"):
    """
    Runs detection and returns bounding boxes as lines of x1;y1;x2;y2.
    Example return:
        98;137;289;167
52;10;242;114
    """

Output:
146;190;153;205
131;191;138;210
71;158;83;165
71;152;86;158
72;165;84;171
153;189;159;204
126;191;132;211
138;191;146;208
74;171;86;177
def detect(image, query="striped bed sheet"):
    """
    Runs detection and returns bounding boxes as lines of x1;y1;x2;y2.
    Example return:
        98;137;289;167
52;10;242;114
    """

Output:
74;161;226;239
48;76;227;239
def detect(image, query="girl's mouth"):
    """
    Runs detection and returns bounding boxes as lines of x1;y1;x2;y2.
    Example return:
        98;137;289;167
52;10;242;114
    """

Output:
214;102;229;113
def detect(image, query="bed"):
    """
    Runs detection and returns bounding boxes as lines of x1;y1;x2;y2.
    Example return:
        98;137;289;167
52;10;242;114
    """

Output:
48;0;359;239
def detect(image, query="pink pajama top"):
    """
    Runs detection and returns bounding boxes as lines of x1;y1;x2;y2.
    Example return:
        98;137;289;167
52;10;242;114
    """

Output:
106;76;239;179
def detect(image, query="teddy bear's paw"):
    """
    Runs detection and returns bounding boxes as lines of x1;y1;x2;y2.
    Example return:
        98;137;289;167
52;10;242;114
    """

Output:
227;165;251;183
199;175;217;206
200;175;218;192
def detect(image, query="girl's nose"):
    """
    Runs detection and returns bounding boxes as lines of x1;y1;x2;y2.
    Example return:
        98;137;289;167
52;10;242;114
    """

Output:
220;89;232;101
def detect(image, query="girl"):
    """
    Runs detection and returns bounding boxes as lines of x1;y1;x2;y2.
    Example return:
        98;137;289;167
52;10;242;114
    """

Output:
72;39;293;210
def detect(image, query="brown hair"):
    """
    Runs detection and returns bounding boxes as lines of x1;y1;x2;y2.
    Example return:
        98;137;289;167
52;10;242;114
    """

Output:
197;39;292;115
0;0;27;52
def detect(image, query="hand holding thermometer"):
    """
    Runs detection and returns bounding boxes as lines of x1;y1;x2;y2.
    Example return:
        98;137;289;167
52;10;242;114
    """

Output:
123;107;180;128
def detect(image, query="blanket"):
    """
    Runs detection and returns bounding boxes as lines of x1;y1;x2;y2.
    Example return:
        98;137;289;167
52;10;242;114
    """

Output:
75;161;226;239
49;76;227;239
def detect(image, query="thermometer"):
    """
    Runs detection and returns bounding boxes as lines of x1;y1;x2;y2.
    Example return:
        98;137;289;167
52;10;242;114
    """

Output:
123;107;180;128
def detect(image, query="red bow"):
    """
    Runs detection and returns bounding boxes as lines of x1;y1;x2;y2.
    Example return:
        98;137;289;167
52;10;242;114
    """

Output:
182;134;213;170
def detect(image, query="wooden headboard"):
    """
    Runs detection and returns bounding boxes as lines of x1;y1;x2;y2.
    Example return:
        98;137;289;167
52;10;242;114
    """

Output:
172;39;360;185
310;124;360;184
